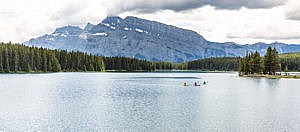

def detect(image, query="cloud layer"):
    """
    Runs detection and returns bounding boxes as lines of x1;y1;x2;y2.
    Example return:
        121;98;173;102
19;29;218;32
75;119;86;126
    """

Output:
285;0;300;20
1;0;300;44
0;0;108;43
108;0;287;15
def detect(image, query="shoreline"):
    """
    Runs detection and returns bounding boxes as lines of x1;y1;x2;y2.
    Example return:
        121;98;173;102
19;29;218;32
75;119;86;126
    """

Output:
0;70;236;74
239;74;300;79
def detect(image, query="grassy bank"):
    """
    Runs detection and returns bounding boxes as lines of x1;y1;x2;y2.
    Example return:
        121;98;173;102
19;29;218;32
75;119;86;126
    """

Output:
239;74;300;79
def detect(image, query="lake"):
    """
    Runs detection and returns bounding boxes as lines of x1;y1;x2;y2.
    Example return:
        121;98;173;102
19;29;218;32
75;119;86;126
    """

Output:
0;72;300;131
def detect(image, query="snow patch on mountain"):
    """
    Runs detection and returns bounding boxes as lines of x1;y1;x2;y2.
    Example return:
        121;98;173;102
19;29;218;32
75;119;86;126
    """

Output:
110;26;116;30
79;33;87;39
92;32;107;36
135;28;143;33
52;33;59;37
101;23;110;27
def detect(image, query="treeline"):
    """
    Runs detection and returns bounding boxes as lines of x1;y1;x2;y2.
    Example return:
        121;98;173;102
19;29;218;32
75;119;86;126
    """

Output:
0;43;178;73
1;43;299;73
103;56;155;71
239;51;262;75
103;58;189;71
279;53;300;71
280;58;300;71
186;49;300;72
239;47;281;75
186;57;240;71
0;43;105;72
153;62;188;70
103;57;188;71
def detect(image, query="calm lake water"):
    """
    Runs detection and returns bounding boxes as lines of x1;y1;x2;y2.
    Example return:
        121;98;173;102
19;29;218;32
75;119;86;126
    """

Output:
0;72;300;131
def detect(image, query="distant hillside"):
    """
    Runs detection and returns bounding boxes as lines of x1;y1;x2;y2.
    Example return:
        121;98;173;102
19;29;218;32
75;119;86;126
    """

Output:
25;16;300;62
186;52;300;71
279;52;300;58
279;52;300;71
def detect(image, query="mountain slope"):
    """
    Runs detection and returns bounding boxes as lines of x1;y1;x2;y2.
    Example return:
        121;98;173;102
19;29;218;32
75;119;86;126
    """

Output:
279;52;300;58
25;16;300;62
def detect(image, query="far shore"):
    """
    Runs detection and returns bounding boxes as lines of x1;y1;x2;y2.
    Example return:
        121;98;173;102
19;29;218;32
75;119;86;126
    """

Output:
239;74;300;79
0;70;235;74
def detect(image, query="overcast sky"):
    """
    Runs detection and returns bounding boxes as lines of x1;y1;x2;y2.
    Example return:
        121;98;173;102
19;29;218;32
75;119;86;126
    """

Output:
1;0;300;44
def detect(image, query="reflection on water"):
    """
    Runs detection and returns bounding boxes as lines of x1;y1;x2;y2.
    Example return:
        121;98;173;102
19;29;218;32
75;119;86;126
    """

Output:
0;72;300;131
128;77;200;79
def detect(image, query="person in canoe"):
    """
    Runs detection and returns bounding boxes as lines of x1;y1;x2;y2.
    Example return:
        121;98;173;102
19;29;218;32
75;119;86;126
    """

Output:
184;82;188;86
194;82;201;86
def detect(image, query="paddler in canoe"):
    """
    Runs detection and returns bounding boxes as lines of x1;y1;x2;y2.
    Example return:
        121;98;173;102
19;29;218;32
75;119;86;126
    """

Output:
194;82;201;86
184;82;188;86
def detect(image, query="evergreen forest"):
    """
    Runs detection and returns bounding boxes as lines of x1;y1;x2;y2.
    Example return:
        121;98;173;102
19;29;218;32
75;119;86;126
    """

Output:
0;43;299;73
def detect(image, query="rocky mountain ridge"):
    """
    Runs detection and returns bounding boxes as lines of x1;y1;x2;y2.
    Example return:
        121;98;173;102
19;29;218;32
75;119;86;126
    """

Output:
25;16;300;62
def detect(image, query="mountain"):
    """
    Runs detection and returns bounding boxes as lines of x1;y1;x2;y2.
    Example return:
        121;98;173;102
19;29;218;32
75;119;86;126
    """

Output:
25;16;300;62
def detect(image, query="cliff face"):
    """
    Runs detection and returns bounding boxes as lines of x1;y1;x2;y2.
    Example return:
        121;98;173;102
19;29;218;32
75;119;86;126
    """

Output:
25;16;300;62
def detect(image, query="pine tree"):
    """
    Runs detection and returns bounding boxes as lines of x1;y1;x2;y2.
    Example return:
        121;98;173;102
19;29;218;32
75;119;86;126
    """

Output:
25;62;31;72
264;47;273;75
263;47;281;75
42;51;47;72
251;51;261;74
4;48;10;72
13;51;19;72
244;53;251;75
239;57;245;75
0;50;3;72
47;56;53;72
271;48;280;74
52;56;61;72
87;64;94;71
35;50;41;71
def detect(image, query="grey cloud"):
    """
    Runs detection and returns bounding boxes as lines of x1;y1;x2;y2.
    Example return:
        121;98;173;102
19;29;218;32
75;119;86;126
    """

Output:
50;3;81;21
227;33;300;40
49;2;88;26
285;9;300;20
108;0;287;15
0;11;15;17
